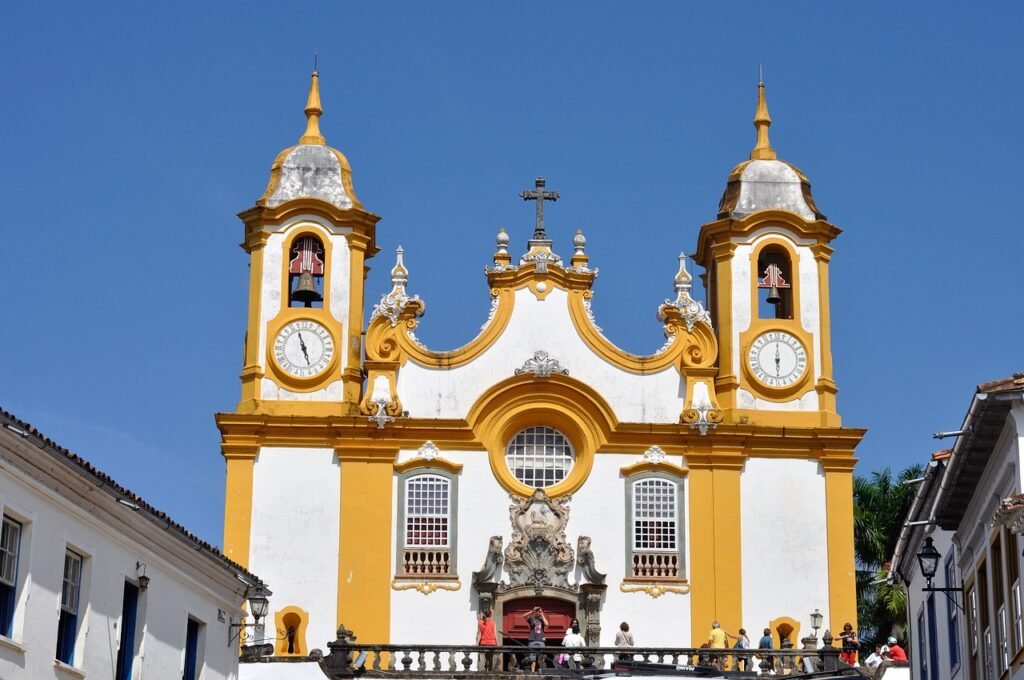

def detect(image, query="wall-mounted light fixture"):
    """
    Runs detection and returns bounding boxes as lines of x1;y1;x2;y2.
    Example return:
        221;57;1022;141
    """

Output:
810;608;823;638
917;536;963;610
135;561;150;591
228;586;272;646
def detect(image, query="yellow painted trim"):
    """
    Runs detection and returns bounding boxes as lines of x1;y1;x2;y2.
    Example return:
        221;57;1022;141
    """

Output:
222;450;256;567
393;457;463;474
822;460;857;635
391;579;462;595
274;605;310;657
619;581;690;598
467;373;615;497
688;451;744;646
768;615;802;648
619;461;689;478
694;211;842;266
338;454;393;643
365;288;514;369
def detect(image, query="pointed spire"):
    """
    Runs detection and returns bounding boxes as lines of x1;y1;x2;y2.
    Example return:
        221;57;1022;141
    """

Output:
299;70;327;145
674;252;693;294
749;76;777;161
390;246;409;288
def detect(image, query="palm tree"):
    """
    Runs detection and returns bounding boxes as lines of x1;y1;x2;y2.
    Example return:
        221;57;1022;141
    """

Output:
853;465;924;644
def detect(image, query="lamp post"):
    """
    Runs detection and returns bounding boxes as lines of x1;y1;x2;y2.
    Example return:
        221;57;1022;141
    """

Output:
916;536;963;610
810;609;823;638
229;586;273;646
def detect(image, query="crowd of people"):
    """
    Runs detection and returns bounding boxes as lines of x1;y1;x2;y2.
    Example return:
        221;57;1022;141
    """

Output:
475;608;909;672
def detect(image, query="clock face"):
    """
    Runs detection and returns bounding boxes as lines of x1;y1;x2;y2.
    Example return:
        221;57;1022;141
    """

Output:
273;320;335;378
747;331;808;388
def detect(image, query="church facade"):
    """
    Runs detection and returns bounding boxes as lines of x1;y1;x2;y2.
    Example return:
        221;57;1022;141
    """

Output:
217;73;863;656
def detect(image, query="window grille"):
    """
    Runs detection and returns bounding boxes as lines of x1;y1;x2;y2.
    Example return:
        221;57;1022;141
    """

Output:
632;479;677;551
504;427;574;488
404;475;450;548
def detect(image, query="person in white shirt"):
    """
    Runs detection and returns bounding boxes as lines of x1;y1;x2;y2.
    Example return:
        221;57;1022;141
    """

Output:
562;624;587;667
864;644;883;669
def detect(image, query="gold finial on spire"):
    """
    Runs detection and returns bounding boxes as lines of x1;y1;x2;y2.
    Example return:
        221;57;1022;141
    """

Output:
750;71;777;161
299;67;327;145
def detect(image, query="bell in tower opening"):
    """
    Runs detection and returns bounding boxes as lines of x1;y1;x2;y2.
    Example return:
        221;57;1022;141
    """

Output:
288;235;325;307
757;246;792;320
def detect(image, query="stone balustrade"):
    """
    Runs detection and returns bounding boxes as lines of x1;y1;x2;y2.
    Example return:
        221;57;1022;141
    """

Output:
303;627;846;678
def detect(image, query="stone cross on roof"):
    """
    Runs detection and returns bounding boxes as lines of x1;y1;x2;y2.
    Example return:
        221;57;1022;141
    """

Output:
520;176;559;243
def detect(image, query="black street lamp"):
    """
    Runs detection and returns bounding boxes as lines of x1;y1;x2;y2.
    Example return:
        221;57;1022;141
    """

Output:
916;536;963;609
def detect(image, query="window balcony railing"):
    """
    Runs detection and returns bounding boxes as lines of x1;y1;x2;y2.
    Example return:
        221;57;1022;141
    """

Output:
630;551;679;579
399;549;452;577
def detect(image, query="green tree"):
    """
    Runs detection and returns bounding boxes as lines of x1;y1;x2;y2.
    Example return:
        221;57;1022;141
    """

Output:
853;464;924;644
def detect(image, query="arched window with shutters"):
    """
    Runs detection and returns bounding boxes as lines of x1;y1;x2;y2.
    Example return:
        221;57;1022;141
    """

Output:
624;472;686;581
395;468;459;579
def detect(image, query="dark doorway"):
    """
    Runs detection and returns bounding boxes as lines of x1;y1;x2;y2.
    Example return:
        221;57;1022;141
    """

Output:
500;596;577;670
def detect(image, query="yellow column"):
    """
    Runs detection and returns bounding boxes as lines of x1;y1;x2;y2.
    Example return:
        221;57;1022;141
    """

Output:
337;451;393;643
710;242;739;410
238;230;269;412
822;457;857;633
342;235;370;411
222;446;257;567
688;451;745;645
811;243;839;426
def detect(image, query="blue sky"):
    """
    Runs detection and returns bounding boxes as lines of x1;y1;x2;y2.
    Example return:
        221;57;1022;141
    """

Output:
2;2;1022;545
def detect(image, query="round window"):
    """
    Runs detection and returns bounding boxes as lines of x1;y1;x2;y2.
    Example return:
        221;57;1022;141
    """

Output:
504;426;575;489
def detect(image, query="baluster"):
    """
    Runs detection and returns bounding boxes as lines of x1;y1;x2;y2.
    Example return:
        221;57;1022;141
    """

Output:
416;650;426;672
430;649;440;672
371;650;381;671
509;650;520;672
447;649;457;672
401;649;413;671
460;650;472;671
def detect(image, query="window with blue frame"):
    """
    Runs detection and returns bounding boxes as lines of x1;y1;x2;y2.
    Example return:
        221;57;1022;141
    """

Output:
945;553;961;670
56;550;83;664
0;516;21;638
918;608;928;680
115;581;140;680
183;617;203;680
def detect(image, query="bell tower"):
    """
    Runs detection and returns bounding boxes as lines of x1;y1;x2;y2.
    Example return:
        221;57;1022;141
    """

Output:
694;81;841;428
235;71;380;416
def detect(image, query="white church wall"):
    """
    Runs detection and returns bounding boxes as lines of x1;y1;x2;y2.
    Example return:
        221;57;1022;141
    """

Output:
0;467;241;680
388;451;692;648
740;457;830;637
250;447;340;654
397;287;684;423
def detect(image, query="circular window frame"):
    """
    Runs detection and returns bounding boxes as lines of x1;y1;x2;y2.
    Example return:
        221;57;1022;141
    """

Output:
504;426;576;490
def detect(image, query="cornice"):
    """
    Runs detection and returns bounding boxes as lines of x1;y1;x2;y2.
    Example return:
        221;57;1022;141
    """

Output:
694;210;842;267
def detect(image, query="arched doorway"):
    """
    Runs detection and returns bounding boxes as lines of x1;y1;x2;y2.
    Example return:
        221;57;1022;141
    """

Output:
501;596;577;644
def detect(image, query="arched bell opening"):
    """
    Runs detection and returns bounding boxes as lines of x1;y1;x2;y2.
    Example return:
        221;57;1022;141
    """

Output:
756;245;793;320
287;234;325;308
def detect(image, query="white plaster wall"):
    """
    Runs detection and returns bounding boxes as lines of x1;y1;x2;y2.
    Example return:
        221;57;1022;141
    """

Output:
0;471;241;680
388;451;692;649
730;243;753;374
240;661;326;679
740;458;830;636
796;246;822;382
249;447;340;655
397;288;684;423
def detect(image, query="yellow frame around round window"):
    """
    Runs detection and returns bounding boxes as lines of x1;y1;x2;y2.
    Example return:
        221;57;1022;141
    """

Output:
467;374;616;498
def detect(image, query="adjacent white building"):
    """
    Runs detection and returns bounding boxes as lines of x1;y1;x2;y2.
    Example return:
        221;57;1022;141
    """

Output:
892;374;1024;680
0;408;268;680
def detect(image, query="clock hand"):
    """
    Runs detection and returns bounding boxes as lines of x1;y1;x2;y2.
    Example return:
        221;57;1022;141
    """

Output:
774;342;781;377
298;332;311;365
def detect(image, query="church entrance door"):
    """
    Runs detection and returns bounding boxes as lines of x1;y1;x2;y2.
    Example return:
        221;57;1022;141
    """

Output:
501;596;576;643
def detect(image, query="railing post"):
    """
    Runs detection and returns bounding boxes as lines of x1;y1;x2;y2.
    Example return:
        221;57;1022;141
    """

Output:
321;625;357;677
820;630;839;671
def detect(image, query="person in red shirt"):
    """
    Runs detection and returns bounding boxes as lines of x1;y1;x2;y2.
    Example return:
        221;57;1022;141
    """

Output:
884;636;908;662
477;609;498;671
